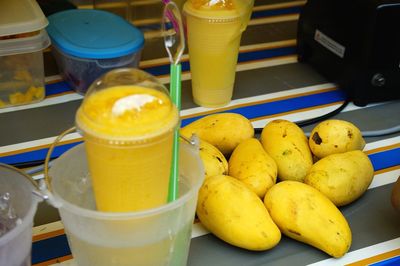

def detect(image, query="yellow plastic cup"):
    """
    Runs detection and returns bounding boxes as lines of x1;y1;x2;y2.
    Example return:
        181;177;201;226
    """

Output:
75;68;179;212
183;0;254;107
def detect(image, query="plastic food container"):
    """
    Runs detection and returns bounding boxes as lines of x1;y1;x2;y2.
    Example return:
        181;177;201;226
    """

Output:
46;9;145;94
0;0;50;108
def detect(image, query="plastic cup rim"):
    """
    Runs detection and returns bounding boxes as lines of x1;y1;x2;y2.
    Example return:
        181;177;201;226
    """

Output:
183;2;244;21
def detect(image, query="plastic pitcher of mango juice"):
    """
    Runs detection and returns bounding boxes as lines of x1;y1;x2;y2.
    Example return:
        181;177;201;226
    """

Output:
47;140;203;266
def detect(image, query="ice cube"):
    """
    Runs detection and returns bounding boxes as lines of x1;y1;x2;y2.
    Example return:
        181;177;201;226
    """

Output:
0;192;20;237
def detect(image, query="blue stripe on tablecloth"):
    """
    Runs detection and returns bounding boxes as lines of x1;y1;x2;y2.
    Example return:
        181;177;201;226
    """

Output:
1;133;398;175
45;80;73;96
29;146;400;265
44;45;297;96
369;148;400;172
32;234;71;265
1;88;341;165
142;61;188;77
142;46;297;77
238;46;296;62
370;255;400;266
0;142;82;165
181;89;347;126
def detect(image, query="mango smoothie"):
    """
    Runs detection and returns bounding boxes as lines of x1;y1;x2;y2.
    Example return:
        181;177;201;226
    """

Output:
75;84;178;212
183;0;254;107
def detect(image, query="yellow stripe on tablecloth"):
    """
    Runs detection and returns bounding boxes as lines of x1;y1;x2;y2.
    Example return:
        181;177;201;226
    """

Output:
34;255;73;266
346;248;400;266
240;39;297;53
309;238;400;266
33;229;65;242
33;221;65;240
249;14;300;26
375;165;400;176
366;143;400;155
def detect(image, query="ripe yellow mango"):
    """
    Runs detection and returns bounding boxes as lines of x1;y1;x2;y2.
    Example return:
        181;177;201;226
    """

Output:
260;119;313;182
305;150;374;206
229;138;277;198
181;113;254;156
197;175;281;251
264;181;352;258
309;119;366;158
199;139;228;178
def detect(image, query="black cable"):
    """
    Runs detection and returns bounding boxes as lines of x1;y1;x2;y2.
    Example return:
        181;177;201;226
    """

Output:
296;99;350;127
12;160;50;169
254;99;350;134
11;157;59;170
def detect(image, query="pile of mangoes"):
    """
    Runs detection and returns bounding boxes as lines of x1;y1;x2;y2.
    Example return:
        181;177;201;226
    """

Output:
181;113;374;258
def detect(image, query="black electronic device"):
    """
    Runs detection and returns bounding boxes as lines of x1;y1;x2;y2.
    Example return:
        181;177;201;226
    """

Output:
297;0;400;106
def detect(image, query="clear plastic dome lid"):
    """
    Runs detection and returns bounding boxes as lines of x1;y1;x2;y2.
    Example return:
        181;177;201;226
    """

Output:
183;0;254;20
75;68;179;143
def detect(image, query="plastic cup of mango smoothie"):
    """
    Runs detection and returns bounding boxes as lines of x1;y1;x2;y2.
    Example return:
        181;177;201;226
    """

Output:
183;0;254;107
75;68;179;212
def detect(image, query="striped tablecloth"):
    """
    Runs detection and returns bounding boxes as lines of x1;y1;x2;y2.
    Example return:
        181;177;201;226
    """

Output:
1;0;400;265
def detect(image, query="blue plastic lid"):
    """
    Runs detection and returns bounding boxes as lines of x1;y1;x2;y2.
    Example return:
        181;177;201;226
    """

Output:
46;9;144;59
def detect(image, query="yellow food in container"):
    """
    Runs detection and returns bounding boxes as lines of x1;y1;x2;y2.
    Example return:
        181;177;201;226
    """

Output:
0;0;50;108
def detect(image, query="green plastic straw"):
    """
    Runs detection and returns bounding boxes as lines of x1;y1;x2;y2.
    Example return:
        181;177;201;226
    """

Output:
162;1;185;202
167;63;182;202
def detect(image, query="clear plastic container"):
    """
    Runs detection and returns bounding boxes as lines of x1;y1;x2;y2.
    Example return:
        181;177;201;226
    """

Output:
0;164;41;266
47;9;145;94
0;0;48;36
0;0;50;108
48;141;203;266
51;44;142;95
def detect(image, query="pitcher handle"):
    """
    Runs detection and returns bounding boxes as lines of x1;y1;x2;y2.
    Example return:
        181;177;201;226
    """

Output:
44;126;77;192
